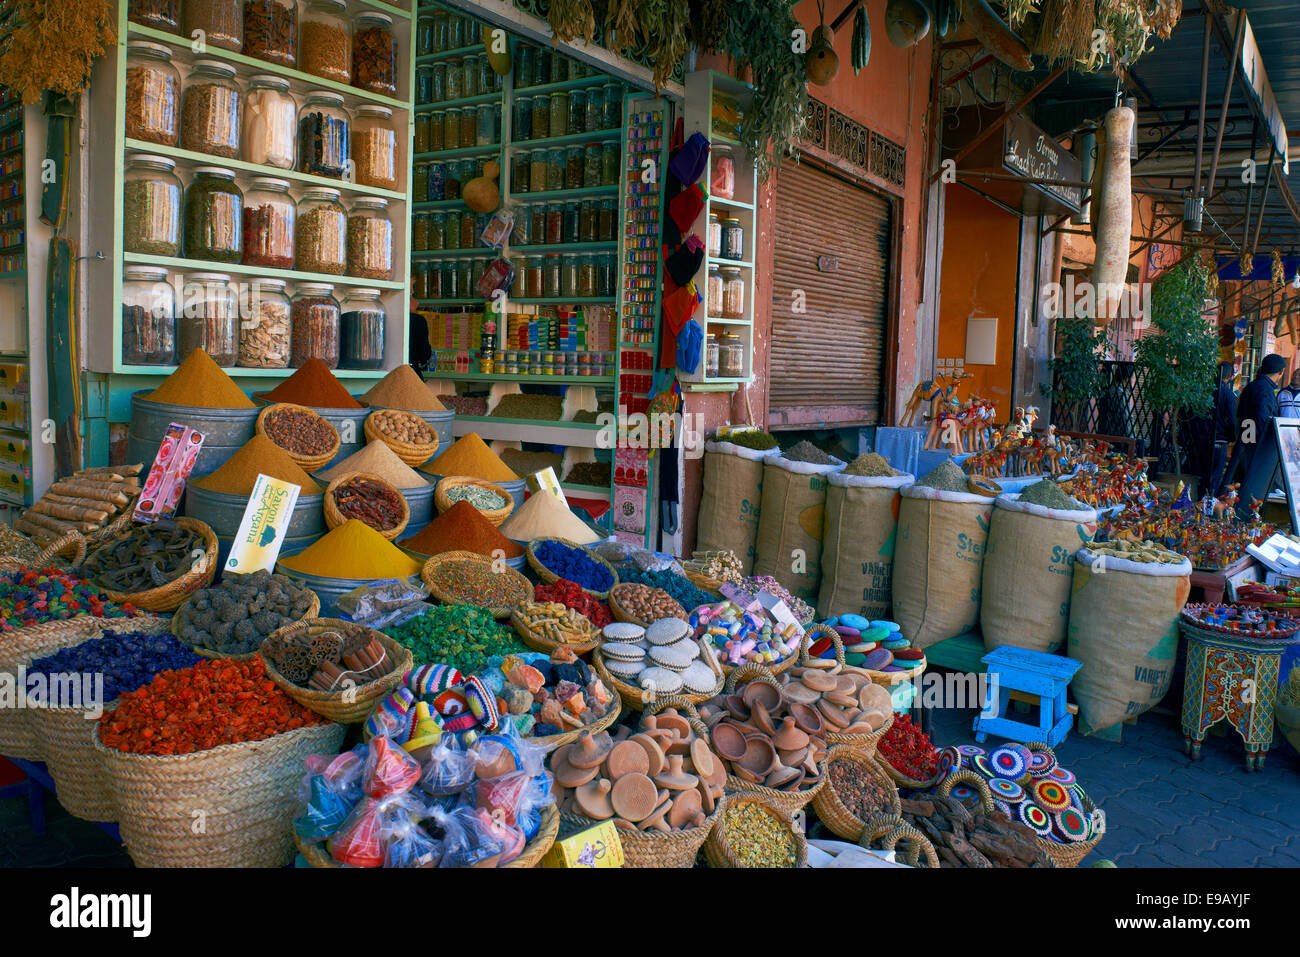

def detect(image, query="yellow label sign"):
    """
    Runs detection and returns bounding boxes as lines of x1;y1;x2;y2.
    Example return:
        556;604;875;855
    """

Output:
224;474;302;575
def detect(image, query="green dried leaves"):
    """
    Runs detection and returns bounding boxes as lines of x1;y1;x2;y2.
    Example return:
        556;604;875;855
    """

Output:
0;0;116;104
725;0;808;180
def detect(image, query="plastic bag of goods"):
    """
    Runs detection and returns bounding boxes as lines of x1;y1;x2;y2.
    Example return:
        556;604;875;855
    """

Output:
980;488;1097;654
752;451;846;605
696;434;779;575
817;469;914;621
891;483;994;650
1067;540;1191;737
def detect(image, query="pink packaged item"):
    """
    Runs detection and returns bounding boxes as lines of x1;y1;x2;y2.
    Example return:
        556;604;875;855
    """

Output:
134;423;205;522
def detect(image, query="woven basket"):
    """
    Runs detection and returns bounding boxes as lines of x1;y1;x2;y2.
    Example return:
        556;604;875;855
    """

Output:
434;476;513;527
323;472;410;540
84;496;142;549
509;606;601;655
257;403;341;473
827;711;895;759
799;623;847;672
609;583;687;627
0;525;86;572
592;636;723;711
171;588;321;660
365;410;440;467
705;610;805;677
811;746;901;841
93;719;346;867
86;517;219;613
858;813;940;867
26;615;173;823
533;686;623;749
879;750;945;790
0;615;119;760
563;795;723;869
296;803;559;868
260;619;413;724
421;550;531;619
682;567;727;594
703;793;808;868
525;537;619;600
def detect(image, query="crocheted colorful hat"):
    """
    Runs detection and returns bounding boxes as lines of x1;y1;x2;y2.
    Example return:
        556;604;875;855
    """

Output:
407;664;463;700
464;674;501;732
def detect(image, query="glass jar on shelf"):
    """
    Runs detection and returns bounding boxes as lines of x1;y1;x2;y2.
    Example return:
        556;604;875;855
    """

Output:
444;108;463;151
297;91;350;178
426;111;445;152
706;265;723;315
301;0;351;83
578;255;597;298
124;41;180;147
417;15;434;56
460;55;479;98
514;95;533;141
510;153;528;195
295;187;347;275
535;47;552;85
707;212;721;258
353;105;398;190
711;145;736;200
179;273;238;367
444;209;461;249
546;148;565;191
524;256;544;298
440;261;457;298
476;104;494;146
532;94;550;140
552;56;570;83
340;288;386;370
241;176;295;269
579;199;597;242
604;83;624;129
428;211;446;250
244;0;297;67
184;167;243;263
181;60;242;159
432;62;448;102
599;199;616;241
720;216;744;261
550;92;569;138
445;161;463;200
565;147;584;190
583;142;601;188
430;9;448;51
599;254;617;295
183;0;243;52
446;58;465;100
121;266;176;366
585;87;604;131
456;259;472;295
543;254;562;298
449;15;466;51
719;332;745;378
353;12;398;96
560;255;578;298
412;262;429;300
721;267;745;319
478;57;493;97
704;333;720;378
128;0;180;33
459;107;478;148
243;75;296;170
347;197;394;281
415;66;433;104
529;150;549;193
511;206;530;246
530;204;547;245
413;161;429;201
460;211;476;248
515;45;535;88
568;90;586;136
291;283;341;368
601;143;620;186
412;213;429;252
546;203;563;245
414;114;430;154
237;278;291;368
123;155;183;257
563;202;580;244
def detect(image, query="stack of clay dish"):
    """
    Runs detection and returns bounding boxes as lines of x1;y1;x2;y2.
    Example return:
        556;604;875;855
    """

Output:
591;618;724;711
694;664;828;815
555;709;726;868
702;793;808;869
810;744;903;842
804;620;926;688
780;658;895;759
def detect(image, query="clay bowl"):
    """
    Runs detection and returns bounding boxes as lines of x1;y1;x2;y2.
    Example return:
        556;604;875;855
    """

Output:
724;695;750;720
742;680;782;713
711;721;748;762
750;700;777;737
739;736;778;777
789;702;825;736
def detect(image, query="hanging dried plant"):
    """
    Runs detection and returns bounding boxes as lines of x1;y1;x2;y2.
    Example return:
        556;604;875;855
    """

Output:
605;0;645;53
689;0;729;53
0;0;115;104
548;0;597;45
1273;249;1285;287
725;0;808;179
1239;248;1253;279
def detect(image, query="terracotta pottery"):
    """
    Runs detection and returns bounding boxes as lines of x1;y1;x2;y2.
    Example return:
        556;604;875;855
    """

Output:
789;701;825;735
859;683;893;714
664;731;692;757
739;736;778;776
568;730;614;769
689;738;716;779
638;797;672;832
654;709;692;741
574;778;615;819
779;745;810;768
629;732;667;777
750;699;777;737
826;690;859;709
817;699;851;729
742;680;782;712
734;764;764;784
834;674;858;695
863;709;887;731
801;670;838;693
606;740;651;779
700;781;716;813
667;787;703;828
783;681;821;705
610;772;658;822
654;754;699;791
766;765;801;789
724;694;750;720
773;716;810;751
699;746;728;790
711;722;748;761
553;751;601;788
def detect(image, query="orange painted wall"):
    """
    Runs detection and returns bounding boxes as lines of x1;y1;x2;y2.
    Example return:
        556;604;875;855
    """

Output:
937;187;1020;421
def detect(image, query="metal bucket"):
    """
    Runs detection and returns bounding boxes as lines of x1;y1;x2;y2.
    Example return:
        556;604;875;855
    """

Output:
185;484;325;539
400;483;435;532
420;473;527;518
274;566;419;618
215;531;321;575
128;391;261;477
252;392;371;470
127;434;242;479
412;408;455;452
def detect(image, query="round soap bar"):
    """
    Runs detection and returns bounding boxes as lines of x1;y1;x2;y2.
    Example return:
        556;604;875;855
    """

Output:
870;620;901;633
893;648;925;662
839;613;871;630
882;638;910;651
860;627;890;643
822;616;840;627
832;625;861;639
845;642;879;654
862;648;893;670
844;652;867;666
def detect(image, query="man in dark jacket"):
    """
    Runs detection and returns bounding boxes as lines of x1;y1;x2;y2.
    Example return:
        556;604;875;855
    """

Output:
1206;361;1237;498
1234;353;1286;520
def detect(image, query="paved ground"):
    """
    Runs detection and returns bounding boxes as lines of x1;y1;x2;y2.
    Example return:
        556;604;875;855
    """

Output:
4;696;1299;867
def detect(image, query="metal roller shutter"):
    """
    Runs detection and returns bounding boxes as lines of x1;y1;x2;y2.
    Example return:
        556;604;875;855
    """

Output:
770;161;892;424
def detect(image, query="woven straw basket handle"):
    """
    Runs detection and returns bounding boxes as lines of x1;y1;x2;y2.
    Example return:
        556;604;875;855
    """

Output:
724;660;781;695
859;814;939;868
935;767;998;815
798;623;846;672
642;696;709;739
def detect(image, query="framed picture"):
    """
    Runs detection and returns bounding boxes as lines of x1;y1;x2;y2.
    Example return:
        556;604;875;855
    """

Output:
1272;417;1300;532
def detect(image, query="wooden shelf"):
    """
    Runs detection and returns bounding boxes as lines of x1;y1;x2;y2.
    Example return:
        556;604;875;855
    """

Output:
124;253;406;290
505;127;622;151
710;195;754;212
114;364;390;378
423;371;614;383
514;74;612;97
451;415;606;447
414;44;484;65
414;91;501;112
413;144;501;161
508;185;619;203
411;241;616;258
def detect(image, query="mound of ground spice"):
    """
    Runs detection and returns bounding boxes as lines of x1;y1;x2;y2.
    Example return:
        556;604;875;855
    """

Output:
317;439;428;489
1019;479;1083;510
499;488;600;544
425;433;519;482
844;452;900;477
145;349;255;409
916;459;968;491
783;440;837;465
398;500;524;559
362;365;446;411
262;358;363;409
192;434;323;496
278;519;421;579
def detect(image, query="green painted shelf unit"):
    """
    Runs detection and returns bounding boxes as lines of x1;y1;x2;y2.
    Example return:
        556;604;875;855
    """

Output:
0;85;30;506
87;0;417;386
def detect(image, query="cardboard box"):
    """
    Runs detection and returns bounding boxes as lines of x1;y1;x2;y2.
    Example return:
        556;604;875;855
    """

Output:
0;431;30;468
540;820;623;868
0;392;27;430
0;361;28;391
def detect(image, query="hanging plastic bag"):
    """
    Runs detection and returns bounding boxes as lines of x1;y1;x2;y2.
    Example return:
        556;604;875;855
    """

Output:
363;734;422;798
418;734;478;796
476;257;516;300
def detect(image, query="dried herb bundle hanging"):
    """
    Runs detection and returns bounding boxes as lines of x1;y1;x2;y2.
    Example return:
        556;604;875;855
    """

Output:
689;0;729;53
548;0;597;45
725;0;808;179
0;0;116;104
605;0;645;53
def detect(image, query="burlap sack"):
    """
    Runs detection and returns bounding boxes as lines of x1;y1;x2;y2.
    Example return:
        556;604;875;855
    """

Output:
892;485;993;650
752;454;845;603
817;470;914;621
1067;546;1191;736
980;493;1098;654
696;440;777;574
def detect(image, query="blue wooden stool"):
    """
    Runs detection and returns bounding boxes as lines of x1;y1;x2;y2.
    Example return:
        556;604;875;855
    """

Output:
974;646;1082;747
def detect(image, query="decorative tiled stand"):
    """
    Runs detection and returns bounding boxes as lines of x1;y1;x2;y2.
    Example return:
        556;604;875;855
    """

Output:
1180;625;1300;771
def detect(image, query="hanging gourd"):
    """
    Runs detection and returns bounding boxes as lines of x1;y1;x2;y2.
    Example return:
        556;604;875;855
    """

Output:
1090;105;1135;325
464;161;501;214
851;3;871;74
934;0;954;38
884;0;931;47
805;0;840;86
485;26;512;75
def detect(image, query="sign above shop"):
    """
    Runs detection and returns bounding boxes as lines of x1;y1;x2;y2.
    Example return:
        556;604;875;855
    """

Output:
944;107;1082;217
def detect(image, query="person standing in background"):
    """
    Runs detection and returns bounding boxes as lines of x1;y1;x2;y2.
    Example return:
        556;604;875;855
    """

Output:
408;295;431;372
1279;368;1300;420
1234;353;1286;520
1206;360;1238;499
